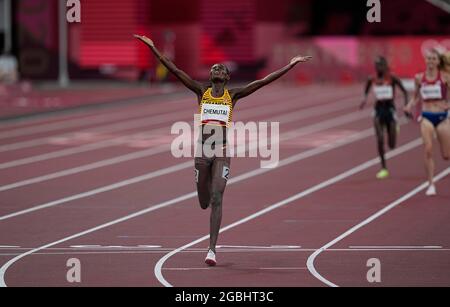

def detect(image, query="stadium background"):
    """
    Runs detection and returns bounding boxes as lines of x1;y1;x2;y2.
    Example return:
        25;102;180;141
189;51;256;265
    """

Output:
0;0;449;116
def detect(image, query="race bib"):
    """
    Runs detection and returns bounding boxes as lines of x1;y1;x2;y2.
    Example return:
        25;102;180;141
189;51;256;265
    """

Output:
421;83;443;100
373;85;393;100
201;103;231;125
222;166;230;180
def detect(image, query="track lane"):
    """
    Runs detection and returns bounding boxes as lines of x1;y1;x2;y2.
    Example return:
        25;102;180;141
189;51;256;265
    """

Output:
0;91;364;214
1;116;396;286
3;85;446;287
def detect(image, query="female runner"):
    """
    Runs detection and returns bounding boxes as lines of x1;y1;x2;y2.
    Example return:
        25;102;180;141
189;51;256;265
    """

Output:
135;34;311;265
360;56;408;179
405;49;450;196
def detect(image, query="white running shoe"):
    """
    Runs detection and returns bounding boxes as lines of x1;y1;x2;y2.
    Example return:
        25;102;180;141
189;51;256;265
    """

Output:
205;249;216;266
425;184;437;196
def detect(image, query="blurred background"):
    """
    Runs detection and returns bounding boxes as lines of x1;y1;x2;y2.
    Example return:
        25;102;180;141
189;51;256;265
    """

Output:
0;0;449;118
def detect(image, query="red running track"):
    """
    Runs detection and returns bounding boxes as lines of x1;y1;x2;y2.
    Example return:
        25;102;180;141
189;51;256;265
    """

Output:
0;84;448;287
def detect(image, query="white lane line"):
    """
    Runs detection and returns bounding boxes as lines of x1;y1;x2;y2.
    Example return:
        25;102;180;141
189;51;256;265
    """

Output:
0;246;447;252
0;90;339;156
0;87;328;152
153;138;423;287
348;246;442;249
217;245;301;249
2;249;450;257
0;120;384;287
0;94;359;169
0;136;140;169
260;267;307;270
162;267;308;271
163;268;212;271
306;167;450;287
137;245;163;248
0;109;369;221
0;144;170;192
0;95;192;140
326;248;450;251
0;86;339;141
0;96;360;190
0;100;193;152
0;161;193;221
116;235;200;238
70;245;162;249
0;86;290;134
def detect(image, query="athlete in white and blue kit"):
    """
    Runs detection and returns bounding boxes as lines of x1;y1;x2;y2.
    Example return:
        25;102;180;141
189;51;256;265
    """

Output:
405;49;450;196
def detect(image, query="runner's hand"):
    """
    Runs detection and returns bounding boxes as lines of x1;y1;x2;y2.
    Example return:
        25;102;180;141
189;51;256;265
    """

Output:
403;104;413;114
404;111;413;119
290;55;312;65
134;34;154;47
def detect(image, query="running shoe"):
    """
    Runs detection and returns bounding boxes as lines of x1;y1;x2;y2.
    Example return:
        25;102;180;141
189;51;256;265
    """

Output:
205;249;216;266
425;184;437;196
376;169;389;179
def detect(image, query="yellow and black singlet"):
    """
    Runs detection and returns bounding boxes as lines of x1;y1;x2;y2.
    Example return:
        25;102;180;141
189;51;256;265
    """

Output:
199;88;233;127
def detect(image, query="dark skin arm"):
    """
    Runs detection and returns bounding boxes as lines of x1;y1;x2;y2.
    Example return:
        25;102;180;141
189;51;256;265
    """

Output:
392;75;408;106
404;74;422;115
392;75;412;118
134;34;205;97
360;77;373;109
360;75;410;115
135;35;312;103
229;55;312;104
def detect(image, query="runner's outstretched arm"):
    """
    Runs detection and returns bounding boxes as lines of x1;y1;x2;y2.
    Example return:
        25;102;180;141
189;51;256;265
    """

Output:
230;55;312;101
134;34;204;96
360;77;373;109
404;74;421;114
393;76;409;106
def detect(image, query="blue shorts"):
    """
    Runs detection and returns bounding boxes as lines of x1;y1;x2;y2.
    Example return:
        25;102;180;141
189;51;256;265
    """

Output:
421;111;449;127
